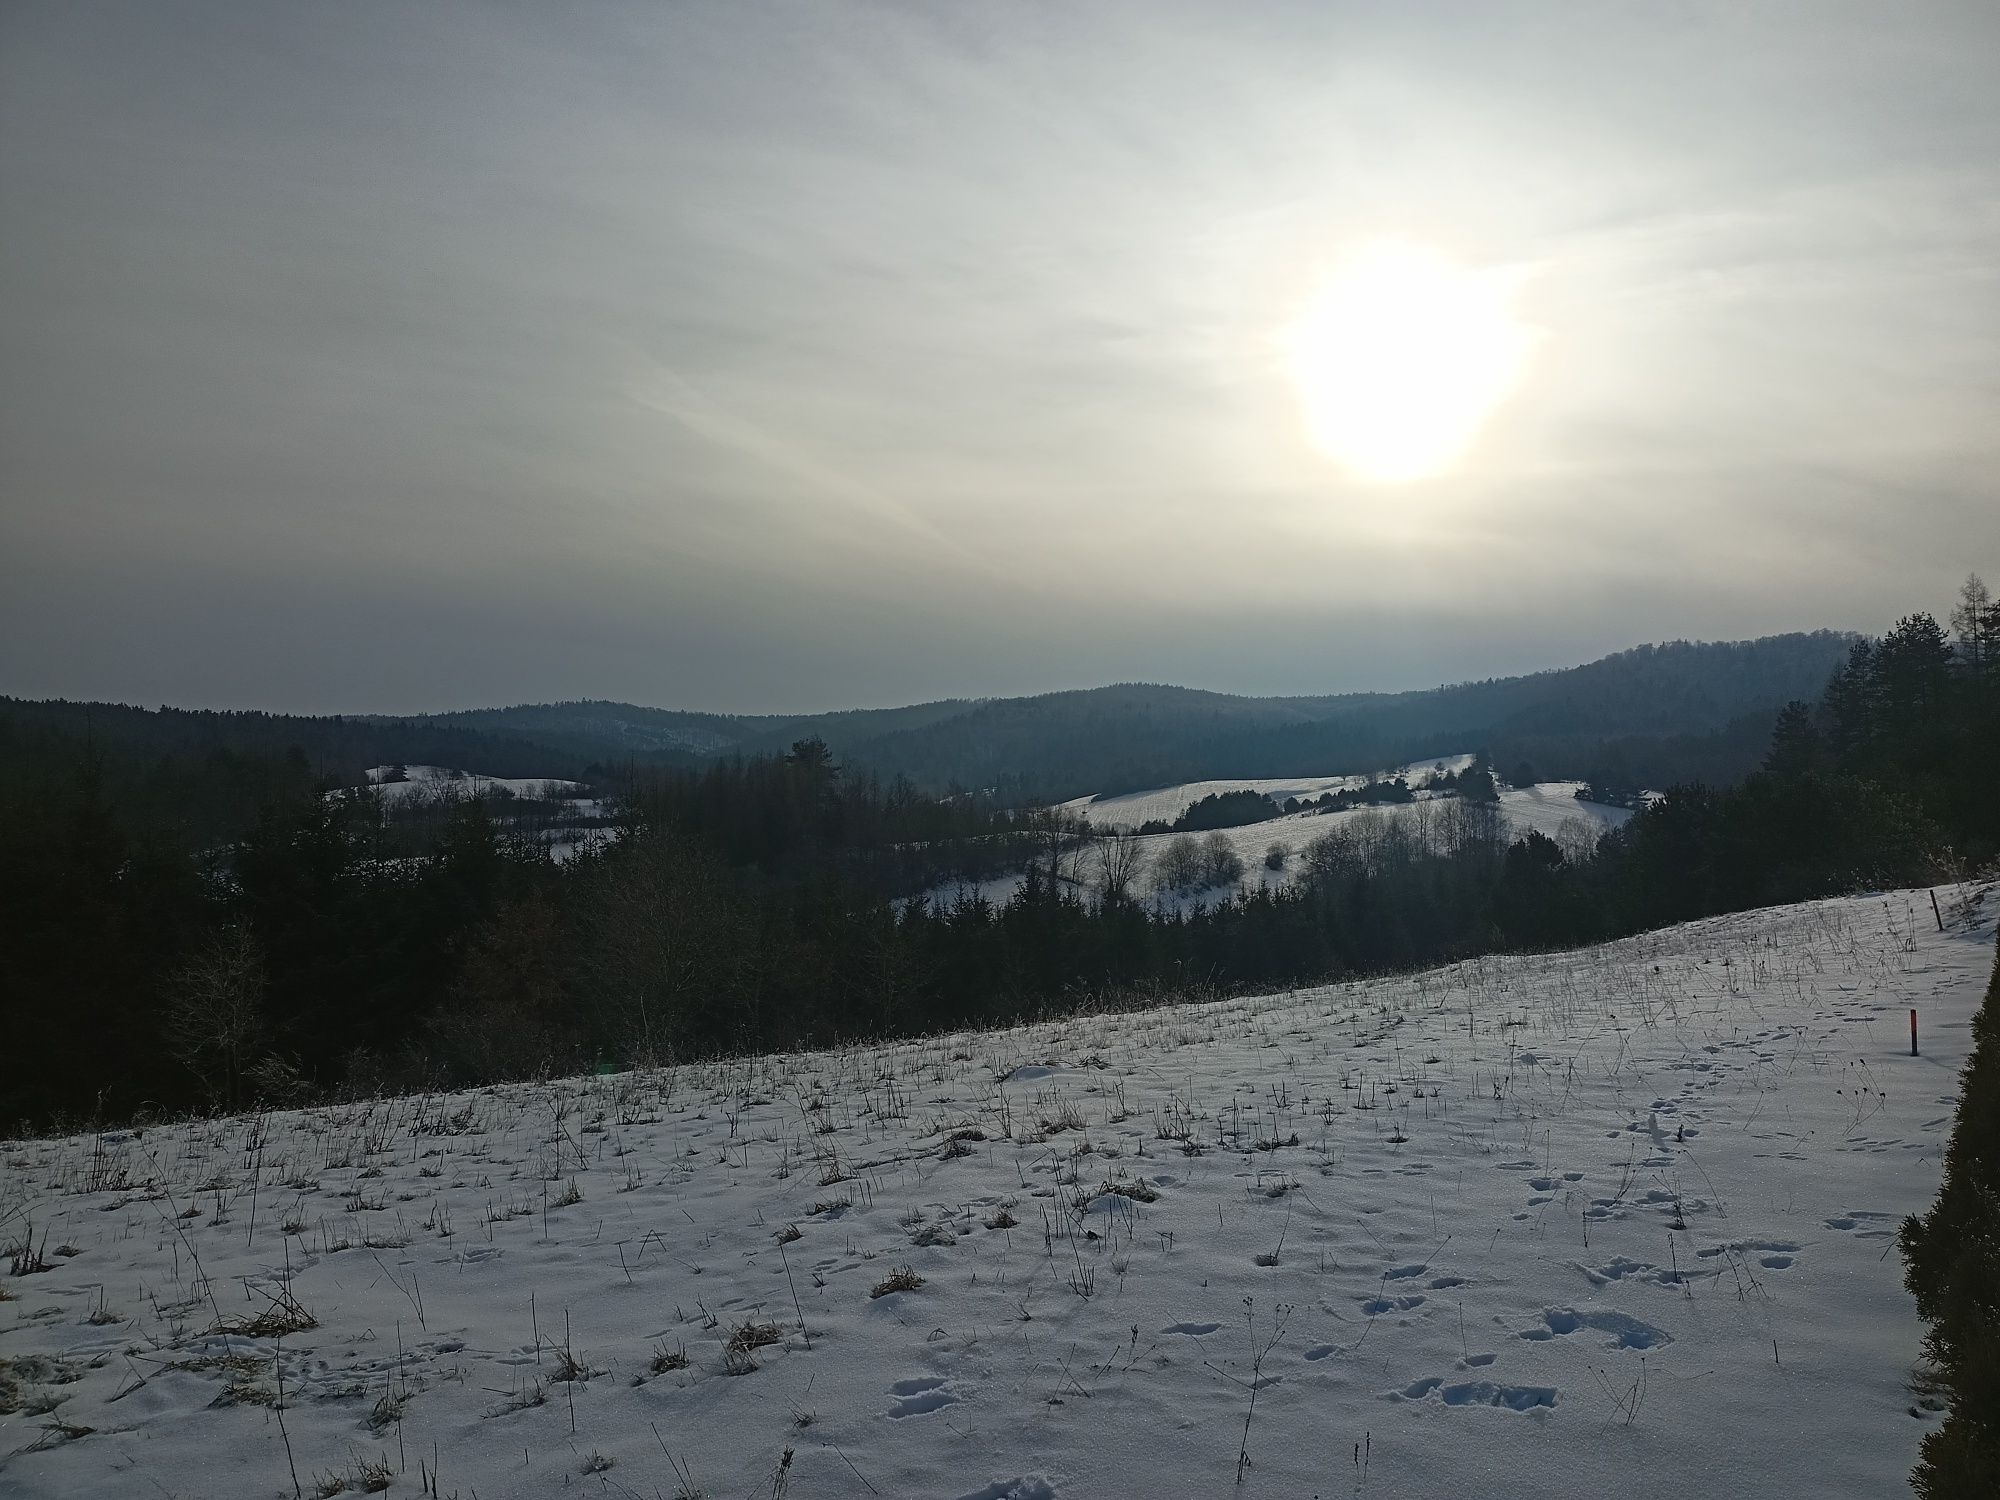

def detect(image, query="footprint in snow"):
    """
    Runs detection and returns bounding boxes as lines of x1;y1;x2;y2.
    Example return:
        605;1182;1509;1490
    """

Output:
1578;1256;1682;1288
887;1376;958;1418
1162;1321;1221;1336
1694;1238;1799;1262
1519;1307;1671;1350
1394;1376;1556;1411
954;1480;1056;1500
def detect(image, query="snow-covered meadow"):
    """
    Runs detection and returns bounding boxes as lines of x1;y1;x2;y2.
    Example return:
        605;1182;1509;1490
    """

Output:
360;767;591;807
1055;757;1480;830
2;886;1990;1499
933;778;1635;914
342;766;618;865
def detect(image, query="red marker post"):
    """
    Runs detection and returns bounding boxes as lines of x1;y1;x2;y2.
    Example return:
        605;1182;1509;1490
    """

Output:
1911;1009;1919;1057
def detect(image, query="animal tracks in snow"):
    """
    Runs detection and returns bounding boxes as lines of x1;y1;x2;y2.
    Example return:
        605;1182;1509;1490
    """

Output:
1393;1376;1558;1411
1577;1255;1685;1288
887;1375;960;1418
1518;1306;1672;1351
1824;1210;1898;1239
0;886;1986;1500
954;1480;1056;1500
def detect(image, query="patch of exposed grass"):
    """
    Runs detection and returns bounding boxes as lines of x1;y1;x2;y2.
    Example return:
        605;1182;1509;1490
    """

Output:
725;1320;783;1356
870;1266;924;1298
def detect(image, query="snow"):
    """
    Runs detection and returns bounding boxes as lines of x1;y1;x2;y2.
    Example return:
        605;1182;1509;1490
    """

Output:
339;767;616;863
1498;780;1638;841
925;782;1632;913
1059;755;1479;830
3;886;1989;1499
360;765;587;806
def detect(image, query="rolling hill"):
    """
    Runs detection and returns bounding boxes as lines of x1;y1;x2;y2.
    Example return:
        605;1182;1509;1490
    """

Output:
377;631;1857;801
2;630;1857;810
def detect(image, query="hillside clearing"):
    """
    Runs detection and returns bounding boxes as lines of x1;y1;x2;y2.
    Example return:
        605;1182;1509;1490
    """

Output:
1;886;1990;1498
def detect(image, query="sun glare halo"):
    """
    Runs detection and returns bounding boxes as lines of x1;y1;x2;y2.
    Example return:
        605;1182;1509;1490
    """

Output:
1287;242;1539;483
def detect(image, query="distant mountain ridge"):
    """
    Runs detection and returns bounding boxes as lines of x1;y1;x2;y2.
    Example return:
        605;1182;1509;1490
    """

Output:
368;697;978;764
2;631;1858;806
367;630;1859;800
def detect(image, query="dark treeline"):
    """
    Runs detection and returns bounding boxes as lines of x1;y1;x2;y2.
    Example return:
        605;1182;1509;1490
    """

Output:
1142;788;1281;834
1136;758;1502;837
0;698;599;806
2;591;1992;1134
1901;942;2000;1496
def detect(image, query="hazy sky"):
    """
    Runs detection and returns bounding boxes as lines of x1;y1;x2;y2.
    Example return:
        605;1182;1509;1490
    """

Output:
4;2;1998;714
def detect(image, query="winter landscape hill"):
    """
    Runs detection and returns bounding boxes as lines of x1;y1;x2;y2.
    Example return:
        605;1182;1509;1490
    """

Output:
0;630;1855;809
10;5;2000;1493
378;632;1856;802
2;884;1989;1499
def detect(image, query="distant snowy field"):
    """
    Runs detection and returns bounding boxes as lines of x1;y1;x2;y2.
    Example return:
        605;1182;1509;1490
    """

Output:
1058;755;1479;829
342;765;616;864
932;779;1635;913
361;764;590;806
2;886;1989;1500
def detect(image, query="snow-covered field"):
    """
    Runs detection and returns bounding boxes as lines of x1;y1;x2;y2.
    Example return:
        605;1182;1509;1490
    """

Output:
2;887;1990;1499
930;781;1633;913
1058;756;1479;829
360;765;589;806
342;766;618;865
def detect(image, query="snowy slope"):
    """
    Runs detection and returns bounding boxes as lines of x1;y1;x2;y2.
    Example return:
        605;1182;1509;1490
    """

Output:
2;886;1990;1499
930;782;1632;913
1498;780;1638;841
361;765;588;805
1059;755;1478;829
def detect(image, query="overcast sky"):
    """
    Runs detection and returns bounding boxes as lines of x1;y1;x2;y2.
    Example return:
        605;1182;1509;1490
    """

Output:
4;1;1998;714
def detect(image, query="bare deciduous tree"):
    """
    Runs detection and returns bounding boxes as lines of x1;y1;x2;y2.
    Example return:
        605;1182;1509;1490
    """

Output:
1951;573;1993;672
1092;830;1144;903
166;927;267;1110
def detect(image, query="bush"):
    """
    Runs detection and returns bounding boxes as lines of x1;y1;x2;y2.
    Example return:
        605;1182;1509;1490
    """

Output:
1151;833;1245;894
1203;832;1245;886
1901;945;2000;1496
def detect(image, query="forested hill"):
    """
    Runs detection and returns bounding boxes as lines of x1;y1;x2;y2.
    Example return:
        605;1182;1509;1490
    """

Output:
377;630;1856;800
3;630;1855;810
370;697;978;765
846;633;1858;799
0;699;591;783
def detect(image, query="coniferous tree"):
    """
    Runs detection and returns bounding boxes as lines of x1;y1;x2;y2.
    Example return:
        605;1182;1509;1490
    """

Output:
1764;701;1823;777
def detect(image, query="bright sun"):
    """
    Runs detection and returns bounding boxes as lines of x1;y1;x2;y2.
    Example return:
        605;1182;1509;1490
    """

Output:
1287;242;1539;483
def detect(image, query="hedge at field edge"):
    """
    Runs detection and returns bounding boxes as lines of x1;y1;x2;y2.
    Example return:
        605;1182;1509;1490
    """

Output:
1901;935;2000;1496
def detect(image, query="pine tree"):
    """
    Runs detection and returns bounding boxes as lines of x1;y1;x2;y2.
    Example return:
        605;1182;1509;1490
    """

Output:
1821;639;1879;755
1764;700;1822;777
1875;613;1954;722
